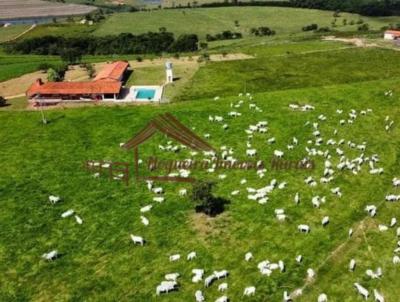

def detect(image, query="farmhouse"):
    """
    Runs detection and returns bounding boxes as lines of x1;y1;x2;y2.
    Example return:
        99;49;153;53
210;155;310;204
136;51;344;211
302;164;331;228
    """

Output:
384;30;400;40
26;61;130;105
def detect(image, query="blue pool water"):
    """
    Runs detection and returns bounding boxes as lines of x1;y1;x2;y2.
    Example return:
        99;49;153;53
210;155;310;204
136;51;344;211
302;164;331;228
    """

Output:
136;89;156;100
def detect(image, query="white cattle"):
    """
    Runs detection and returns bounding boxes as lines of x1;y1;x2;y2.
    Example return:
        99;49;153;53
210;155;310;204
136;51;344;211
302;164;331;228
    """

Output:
130;235;144;246
195;290;205;302
61;209;74;218
169;254;181;262
354;283;369;300
187;251;197;261
349;259;356;271
156;282;177;295
140;205;152;213
245;252;253;262
379;225;388;232
140;216;149;226
294;192;300;204
298;224;310;233
215;295;228;302
214;270;229;279
243;286;256;296
267;137;276;144
165;273;180;281
274;150;284;158
296;255;303;263
373;289;385;302
231;190;240;196
42;250;58;261
153;187;164;194
283;291;291;302
205;274;216;287
74;215;83;225
153;197;165;203
390;217;397;227
307;268;315;280
393;255;400;264
246;149;257;157
318;293;328;302
49;195;61;204
393;178;400;187
322;216;330;226
218;283;228;292
179;189;187;196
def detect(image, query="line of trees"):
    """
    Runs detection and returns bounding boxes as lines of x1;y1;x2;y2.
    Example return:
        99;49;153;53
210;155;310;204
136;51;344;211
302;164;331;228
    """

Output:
206;31;242;41
165;0;400;16
5;32;199;56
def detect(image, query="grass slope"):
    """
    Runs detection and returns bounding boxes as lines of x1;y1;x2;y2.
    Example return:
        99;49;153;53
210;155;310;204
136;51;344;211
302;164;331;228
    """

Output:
1;76;400;301
0;25;30;43
94;7;399;39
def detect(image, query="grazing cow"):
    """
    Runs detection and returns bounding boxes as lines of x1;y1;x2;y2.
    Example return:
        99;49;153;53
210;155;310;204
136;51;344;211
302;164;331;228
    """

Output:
165;273;180;281
74;215;83;225
42;250;58;261
61;209;74;218
318;293;328;302
153;187;164;194
294;192;300;204
379;225;388;232
373;289;385;302
349;228;353;237
246;149;257;157
130;235;144;246
354;283;369;299
49;195;61;204
245;252;253;262
156;283;177;295
195;290;205;302
215;295;228;302
214;270;229;279
169;254;181;262
296;255;303;263
322;216;330;226
153;197;165;203
218;283;228;292
140;205;152;213
390;217;397;227
349;259;356;271
267;137;276;144
393;255;400;264
243;286;256;296
140;216;149;226
283;291;292;302
187;251;196;261
298;224;310;233
307;268;315;280
179;189;187;197
274;150;284;158
205;274;216;287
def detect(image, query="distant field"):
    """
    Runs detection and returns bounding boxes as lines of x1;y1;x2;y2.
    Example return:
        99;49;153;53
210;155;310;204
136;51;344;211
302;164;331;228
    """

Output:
0;0;96;20
176;47;400;100
160;0;287;8
94;7;399;39
0;25;30;43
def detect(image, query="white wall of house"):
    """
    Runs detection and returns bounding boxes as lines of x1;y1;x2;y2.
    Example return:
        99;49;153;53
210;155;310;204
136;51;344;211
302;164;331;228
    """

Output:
384;33;395;40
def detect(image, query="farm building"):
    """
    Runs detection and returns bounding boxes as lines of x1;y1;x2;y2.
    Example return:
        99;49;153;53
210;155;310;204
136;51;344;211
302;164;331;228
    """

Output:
26;61;130;105
384;30;400;40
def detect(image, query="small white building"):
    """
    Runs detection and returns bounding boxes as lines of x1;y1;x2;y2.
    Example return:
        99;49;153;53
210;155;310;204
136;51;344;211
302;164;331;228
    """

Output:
384;30;400;40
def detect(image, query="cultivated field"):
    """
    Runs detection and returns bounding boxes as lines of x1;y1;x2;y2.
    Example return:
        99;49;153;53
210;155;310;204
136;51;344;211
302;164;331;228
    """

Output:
94;7;399;39
0;25;30;43
0;0;96;20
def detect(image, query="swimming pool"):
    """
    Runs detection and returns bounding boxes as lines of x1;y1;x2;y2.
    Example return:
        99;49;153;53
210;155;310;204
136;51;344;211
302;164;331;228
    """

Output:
135;88;156;100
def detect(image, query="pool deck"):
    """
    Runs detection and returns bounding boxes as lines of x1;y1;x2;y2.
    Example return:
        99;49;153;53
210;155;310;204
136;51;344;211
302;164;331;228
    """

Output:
128;85;163;103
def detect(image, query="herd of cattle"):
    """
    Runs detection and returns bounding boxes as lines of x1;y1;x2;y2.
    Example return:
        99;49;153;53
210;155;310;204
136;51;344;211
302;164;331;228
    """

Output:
43;92;398;301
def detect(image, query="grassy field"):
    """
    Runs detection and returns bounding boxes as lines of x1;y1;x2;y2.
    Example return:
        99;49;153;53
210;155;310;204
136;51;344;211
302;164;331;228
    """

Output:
1;74;400;301
176;47;400;100
0;25;31;43
94;7;400;39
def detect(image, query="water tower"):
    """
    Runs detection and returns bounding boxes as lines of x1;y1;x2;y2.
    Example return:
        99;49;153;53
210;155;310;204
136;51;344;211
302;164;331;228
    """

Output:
165;61;173;83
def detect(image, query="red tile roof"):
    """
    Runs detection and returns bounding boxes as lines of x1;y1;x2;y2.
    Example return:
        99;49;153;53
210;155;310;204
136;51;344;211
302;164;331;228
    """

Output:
94;61;130;81
26;61;129;98
385;30;400;36
27;79;122;97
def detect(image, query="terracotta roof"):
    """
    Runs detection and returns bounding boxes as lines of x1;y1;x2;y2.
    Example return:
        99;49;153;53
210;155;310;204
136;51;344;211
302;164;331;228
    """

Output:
94;61;129;81
27;79;122;97
385;30;400;35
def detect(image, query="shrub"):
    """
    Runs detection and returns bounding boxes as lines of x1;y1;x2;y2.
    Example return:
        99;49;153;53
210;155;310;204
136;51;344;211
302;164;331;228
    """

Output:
191;181;230;216
250;27;276;36
0;96;7;107
136;56;143;62
302;24;318;31
206;31;242;41
358;23;370;31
